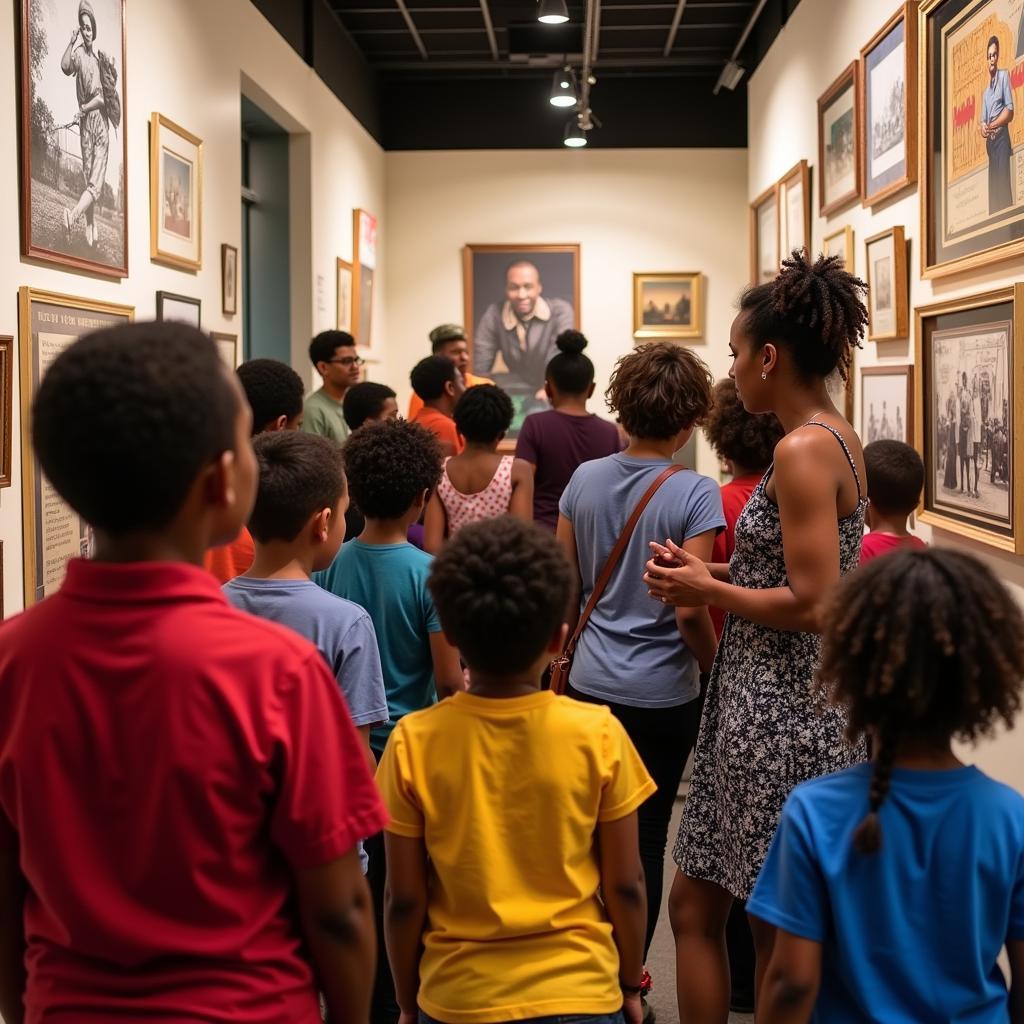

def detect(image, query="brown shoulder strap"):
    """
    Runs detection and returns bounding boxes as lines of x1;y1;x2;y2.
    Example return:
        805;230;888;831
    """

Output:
563;465;684;660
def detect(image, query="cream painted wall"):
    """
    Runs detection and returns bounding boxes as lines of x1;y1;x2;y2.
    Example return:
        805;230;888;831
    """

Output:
748;0;1024;789
0;0;387;618
384;148;749;477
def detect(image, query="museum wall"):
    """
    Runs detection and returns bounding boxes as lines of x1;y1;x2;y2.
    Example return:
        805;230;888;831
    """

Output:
384;147;750;476
748;0;1024;790
0;0;388;617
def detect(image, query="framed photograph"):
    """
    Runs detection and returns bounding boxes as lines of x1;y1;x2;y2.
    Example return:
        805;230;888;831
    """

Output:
156;291;201;327
862;364;914;443
352;209;377;354
779;160;812;259
914;285;1023;551
211;331;238;370
749;183;779;285
920;0;1024;277
861;2;918;206
18;0;128;277
633;273;703;340
818;63;862;216
18;288;133;605
221;244;238;316
463;243;580;438
150;113;202;271
865;226;909;340
337;257;353;334
824;225;855;269
0;337;12;488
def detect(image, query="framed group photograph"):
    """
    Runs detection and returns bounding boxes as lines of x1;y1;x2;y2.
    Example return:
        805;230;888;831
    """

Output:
156;291;200;327
914;285;1023;552
749;183;779;285
920;0;1024;277
865;226;909;340
0;336;12;489
818;63;862;216
337;257;353;334
211;331;238;370
150;113;202;271
352;209;377;354
862;364;914;443
18;288;133;605
221;244;238;316
824;225;855;269
860;2;918;206
18;0;128;277
633;272;703;340
779;160;812;259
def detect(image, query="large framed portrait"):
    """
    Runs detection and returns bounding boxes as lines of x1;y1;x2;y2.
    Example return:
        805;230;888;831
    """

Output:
749;183;779;285
0;337;12;489
920;0;1024;277
914;285;1023;551
865;226;909;340
862;364;914;443
18;0;127;277
818;63;862;216
633;272;703;340
337;257;354;334
861;2;918;206
18;288;133;606
779;160;812;259
150;113;202;271
352;209;377;355
463;243;580;436
823;225;855;269
156;291;200;327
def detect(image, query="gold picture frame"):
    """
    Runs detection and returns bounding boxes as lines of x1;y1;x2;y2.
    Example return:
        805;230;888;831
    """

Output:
749;181;779;285
818;62;862;217
632;272;703;340
352;209;377;355
778;159;812;260
337;257;354;334
865;226;909;341
0;336;12;489
150;112;203;271
211;331;238;370
823;225;855;270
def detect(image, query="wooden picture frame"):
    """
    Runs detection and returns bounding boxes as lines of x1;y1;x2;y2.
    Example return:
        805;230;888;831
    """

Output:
221;243;238;316
860;2;918;206
18;288;133;606
336;257;354;334
632;272;703;340
778;160;812;260
818;62;862;216
0;337;12;489
211;331;238;370
914;285;1023;552
862;364;914;443
749;182;779;285
352;209;377;355
156;291;201;327
150;112;203;271
823;226;855;270
865;226;909;340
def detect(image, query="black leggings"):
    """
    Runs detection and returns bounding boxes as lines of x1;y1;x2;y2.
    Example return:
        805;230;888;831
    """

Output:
567;682;704;959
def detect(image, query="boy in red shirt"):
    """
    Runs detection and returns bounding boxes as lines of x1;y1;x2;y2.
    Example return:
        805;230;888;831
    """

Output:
0;323;386;1024
861;439;927;564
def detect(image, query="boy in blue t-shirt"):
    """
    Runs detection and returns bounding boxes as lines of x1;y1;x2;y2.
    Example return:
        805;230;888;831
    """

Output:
748;548;1024;1023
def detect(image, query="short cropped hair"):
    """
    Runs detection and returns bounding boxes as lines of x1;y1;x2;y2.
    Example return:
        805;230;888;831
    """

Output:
429;517;572;675
453;385;513;444
606;343;714;440
236;359;304;435
343;381;397;430
864;440;925;516
32;322;237;535
410;355;457;401
703;379;784;471
342;419;443;520
309;329;355;366
248;432;346;543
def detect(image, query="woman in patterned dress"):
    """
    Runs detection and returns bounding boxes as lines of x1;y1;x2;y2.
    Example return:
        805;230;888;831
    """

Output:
643;252;868;1023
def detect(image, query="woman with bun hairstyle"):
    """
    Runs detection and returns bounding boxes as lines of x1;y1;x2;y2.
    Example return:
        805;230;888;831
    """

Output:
515;330;621;531
643;251;869;1023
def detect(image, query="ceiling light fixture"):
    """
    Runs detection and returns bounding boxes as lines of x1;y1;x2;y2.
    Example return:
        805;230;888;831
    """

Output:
563;116;587;148
549;67;577;107
538;0;570;25
714;59;746;93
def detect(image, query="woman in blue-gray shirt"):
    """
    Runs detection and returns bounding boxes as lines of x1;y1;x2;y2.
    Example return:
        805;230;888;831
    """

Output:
981;34;1015;215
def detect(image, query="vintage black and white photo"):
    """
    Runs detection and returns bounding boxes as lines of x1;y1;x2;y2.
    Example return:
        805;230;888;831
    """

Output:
818;64;860;215
862;365;913;444
866;226;908;340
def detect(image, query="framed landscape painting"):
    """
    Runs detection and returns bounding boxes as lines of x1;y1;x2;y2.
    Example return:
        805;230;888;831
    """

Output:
862;364;914;443
633;272;703;340
749;183;779;284
818;62;861;216
150;113;202;271
865;226;909;340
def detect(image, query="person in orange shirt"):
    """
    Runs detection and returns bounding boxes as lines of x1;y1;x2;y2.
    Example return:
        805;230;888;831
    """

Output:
407;324;493;420
410;355;466;458
204;359;305;583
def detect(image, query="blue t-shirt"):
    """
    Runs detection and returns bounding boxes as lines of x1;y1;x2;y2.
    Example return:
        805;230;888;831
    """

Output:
748;762;1024;1023
316;541;442;754
558;454;725;708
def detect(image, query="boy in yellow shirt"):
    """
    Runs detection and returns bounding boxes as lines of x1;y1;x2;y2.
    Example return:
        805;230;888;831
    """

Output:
376;516;654;1024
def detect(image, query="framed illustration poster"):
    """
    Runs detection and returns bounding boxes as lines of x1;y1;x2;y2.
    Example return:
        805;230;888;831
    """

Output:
779;160;811;259
352;209;377;354
18;288;133;605
156;291;200;327
865;226;909;340
824;225;855;269
914;285;1023;551
0;337;11;489
18;0;128;277
337;257;353;333
862;364;914;442
818;63;862;216
150;113;202;270
632;272;703;340
221;244;238;315
749;183;779;284
920;0;1024;277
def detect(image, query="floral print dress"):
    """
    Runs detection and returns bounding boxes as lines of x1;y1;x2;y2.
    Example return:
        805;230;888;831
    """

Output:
673;421;867;900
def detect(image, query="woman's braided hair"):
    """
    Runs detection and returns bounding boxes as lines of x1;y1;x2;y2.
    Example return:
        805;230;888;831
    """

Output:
816;548;1024;855
740;249;867;382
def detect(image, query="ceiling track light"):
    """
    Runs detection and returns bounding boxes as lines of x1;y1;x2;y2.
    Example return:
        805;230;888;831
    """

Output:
549;66;577;107
714;59;746;94
537;0;570;25
563;116;587;148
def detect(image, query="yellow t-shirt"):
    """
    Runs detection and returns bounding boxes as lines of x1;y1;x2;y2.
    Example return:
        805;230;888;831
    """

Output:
375;690;656;1024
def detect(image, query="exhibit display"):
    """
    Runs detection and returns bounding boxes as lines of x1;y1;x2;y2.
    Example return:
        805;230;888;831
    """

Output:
632;272;703;340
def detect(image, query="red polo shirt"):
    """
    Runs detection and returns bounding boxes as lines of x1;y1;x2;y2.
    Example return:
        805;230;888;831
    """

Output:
0;559;388;1024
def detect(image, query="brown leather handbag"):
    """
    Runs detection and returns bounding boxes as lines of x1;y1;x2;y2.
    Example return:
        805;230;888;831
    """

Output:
549;465;684;695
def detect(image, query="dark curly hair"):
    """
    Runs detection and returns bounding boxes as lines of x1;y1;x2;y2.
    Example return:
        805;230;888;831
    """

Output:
342;419;443;520
429;516;573;675
33;322;237;535
740;250;867;382
606;343;714;440
309;330;356;367
546;329;595;395
453;384;513;444
864;440;924;517
343;381;397;431
410;355;457;402
703;379;784;472
817;548;1024;855
236;359;305;435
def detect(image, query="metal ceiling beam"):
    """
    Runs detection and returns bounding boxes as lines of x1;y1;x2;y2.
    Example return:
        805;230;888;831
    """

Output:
377;56;723;71
591;0;602;61
395;0;429;59
662;0;687;56
479;0;500;59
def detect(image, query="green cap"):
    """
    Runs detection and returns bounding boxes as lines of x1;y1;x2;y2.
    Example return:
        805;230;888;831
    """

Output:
429;323;466;347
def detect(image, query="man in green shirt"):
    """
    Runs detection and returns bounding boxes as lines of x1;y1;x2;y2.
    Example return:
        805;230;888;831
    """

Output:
302;330;363;444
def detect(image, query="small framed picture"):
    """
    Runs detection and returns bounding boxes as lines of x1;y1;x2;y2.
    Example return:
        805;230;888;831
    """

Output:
337;257;353;333
156;291;201;327
221;244;238;316
749;183;779;285
823;226;855;270
150;113;202;271
632;273;703;340
211;331;238;370
352;209;377;354
861;364;913;443
865;226;908;340
0;336;12;489
818;62;861;217
778;160;811;259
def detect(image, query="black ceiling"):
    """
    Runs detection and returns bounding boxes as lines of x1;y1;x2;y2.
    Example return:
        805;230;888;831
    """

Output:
250;0;802;149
